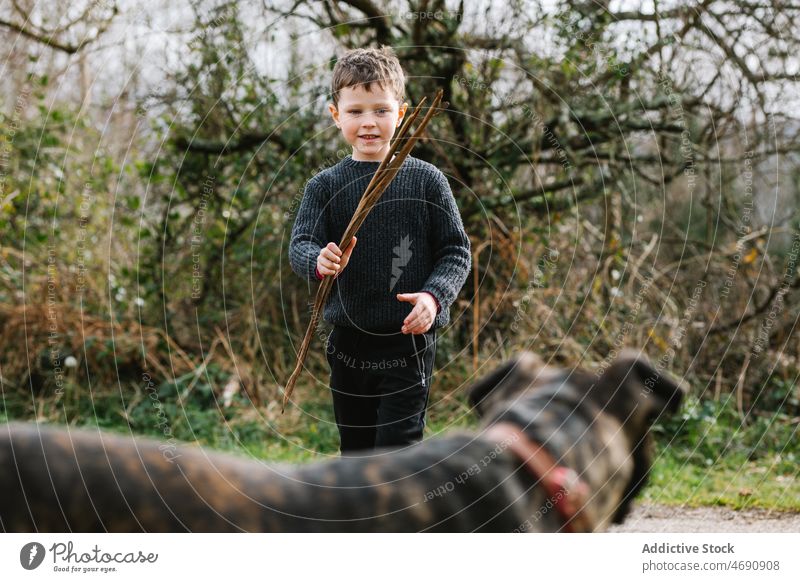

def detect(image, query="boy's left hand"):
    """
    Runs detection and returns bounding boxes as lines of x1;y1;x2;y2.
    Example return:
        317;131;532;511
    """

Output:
397;292;437;334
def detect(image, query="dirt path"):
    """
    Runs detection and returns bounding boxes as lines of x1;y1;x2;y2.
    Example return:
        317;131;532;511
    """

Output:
610;502;800;533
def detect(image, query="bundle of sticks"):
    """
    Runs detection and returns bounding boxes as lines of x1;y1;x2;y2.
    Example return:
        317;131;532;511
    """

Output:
282;88;446;413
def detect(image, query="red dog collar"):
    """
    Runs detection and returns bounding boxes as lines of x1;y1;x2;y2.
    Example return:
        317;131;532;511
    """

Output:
483;422;592;532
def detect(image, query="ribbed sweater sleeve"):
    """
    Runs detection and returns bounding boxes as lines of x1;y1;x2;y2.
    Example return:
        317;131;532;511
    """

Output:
421;170;472;324
289;175;328;283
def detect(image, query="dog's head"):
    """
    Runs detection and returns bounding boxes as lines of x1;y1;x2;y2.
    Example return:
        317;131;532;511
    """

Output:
467;349;684;524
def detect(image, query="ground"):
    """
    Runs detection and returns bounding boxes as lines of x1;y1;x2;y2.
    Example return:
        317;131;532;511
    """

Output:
610;502;800;533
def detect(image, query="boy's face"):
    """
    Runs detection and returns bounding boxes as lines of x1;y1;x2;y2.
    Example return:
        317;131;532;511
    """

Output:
329;83;408;162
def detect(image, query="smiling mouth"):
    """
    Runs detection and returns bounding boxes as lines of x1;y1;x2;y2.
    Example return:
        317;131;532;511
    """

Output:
359;134;380;140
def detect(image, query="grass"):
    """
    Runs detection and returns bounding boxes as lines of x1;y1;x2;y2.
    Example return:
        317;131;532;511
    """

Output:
0;374;481;466
645;452;800;511
646;393;800;511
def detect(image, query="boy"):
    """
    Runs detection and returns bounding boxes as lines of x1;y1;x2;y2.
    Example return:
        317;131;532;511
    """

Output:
289;46;471;454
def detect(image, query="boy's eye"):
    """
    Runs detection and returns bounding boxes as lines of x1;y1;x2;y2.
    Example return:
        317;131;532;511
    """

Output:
346;108;389;115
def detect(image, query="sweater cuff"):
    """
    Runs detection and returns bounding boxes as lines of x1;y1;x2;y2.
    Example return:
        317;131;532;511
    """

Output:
422;291;441;314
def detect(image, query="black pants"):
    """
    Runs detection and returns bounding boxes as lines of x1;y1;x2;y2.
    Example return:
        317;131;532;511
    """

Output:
325;325;437;454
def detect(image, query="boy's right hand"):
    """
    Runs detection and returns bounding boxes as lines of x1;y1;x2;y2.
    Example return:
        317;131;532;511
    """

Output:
317;237;357;277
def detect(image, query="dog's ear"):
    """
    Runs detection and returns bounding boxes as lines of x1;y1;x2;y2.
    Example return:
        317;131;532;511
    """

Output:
601;349;685;426
603;350;685;524
467;351;545;417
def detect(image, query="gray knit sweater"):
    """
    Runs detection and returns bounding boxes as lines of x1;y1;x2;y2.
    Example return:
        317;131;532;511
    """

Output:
289;154;471;333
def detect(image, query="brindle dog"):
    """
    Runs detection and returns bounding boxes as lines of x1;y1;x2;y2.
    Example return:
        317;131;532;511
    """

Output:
0;350;682;532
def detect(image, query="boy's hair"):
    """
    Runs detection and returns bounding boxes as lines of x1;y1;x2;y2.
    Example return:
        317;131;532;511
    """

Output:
331;45;405;107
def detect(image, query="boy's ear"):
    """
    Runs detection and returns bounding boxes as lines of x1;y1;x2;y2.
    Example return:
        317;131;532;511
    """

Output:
397;101;408;125
328;103;340;127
